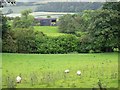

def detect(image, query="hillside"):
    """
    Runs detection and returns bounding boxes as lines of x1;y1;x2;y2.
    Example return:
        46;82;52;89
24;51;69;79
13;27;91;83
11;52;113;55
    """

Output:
1;2;103;14
35;2;103;12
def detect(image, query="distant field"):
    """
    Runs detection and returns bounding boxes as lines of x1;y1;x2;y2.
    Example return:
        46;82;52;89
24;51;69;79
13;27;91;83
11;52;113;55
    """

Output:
1;5;38;14
2;53;118;88
34;26;66;37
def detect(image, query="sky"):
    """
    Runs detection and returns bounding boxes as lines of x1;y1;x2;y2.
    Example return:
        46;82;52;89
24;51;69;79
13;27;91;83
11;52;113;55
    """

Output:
17;0;119;2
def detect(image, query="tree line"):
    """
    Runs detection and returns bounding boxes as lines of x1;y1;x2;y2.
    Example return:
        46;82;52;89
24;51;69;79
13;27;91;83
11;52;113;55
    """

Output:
58;2;120;52
35;2;103;12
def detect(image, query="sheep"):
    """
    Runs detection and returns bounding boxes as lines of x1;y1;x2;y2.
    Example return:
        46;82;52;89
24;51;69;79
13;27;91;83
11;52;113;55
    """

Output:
16;74;22;83
64;69;70;73
77;70;81;76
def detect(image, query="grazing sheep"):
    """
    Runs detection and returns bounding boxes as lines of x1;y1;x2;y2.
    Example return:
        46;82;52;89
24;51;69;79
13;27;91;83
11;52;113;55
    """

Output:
64;69;70;73
77;70;81;76
16;75;22;83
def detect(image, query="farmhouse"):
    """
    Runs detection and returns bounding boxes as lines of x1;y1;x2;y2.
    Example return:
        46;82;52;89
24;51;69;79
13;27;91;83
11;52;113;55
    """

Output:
35;18;58;26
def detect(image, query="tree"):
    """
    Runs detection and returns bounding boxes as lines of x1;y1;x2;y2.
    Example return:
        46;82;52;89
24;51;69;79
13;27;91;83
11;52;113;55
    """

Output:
58;14;77;34
87;10;120;52
102;1;120;51
12;9;34;29
0;11;2;38
0;11;11;38
12;16;21;28
1;11;17;53
2;30;18;53
102;2;120;12
21;9;32;19
15;29;45;53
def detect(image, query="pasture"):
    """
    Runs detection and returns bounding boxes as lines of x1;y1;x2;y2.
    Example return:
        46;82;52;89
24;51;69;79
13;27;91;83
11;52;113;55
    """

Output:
2;53;118;88
34;26;66;37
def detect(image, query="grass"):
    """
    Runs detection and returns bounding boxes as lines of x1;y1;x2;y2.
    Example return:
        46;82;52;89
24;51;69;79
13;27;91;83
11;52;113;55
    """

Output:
9;21;60;36
34;26;66;37
9;21;69;37
2;53;118;88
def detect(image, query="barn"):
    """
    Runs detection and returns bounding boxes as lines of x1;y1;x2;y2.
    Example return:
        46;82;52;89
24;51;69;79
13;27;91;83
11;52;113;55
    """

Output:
35;18;57;26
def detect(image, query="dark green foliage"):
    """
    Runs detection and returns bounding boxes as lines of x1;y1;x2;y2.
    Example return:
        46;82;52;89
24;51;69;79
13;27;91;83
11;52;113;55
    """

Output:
58;14;77;34
77;35;91;53
15;29;45;53
0;11;2;39
1;15;11;38
102;2;120;51
12;16;21;28
37;35;79;54
102;2;120;12
34;34;79;54
87;10;120;52
1;12;17;53
58;2;120;52
2;26;79;54
2;30;18;53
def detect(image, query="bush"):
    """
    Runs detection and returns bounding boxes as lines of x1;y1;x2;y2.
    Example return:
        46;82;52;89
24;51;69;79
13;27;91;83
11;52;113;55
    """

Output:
2;30;18;53
37;35;79;54
14;28;45;53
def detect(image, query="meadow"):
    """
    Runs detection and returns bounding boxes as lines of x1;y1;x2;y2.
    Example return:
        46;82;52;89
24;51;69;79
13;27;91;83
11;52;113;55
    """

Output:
2;53;118;88
34;26;66;37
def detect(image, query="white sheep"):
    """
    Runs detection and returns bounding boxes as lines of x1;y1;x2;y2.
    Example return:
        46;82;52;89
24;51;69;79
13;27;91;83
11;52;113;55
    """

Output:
16;75;22;83
64;69;70;73
77;70;81;76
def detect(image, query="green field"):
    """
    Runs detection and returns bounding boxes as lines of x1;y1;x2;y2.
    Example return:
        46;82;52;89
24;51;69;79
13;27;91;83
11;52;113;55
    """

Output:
2;53;118;88
34;26;66;37
8;20;66;37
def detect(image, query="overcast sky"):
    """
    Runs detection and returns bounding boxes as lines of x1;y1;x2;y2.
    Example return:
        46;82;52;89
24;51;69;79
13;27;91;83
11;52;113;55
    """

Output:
17;0;119;2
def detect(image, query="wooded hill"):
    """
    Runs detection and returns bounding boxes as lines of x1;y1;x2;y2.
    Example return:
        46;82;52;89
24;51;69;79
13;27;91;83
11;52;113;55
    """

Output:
35;2;103;12
16;2;103;12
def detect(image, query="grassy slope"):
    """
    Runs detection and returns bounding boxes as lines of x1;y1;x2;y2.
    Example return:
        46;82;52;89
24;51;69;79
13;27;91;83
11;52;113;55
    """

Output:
34;26;66;37
2;53;118;88
9;20;67;37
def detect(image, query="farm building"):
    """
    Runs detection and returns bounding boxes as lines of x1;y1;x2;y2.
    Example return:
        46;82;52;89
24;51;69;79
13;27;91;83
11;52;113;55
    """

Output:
35;18;58;26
